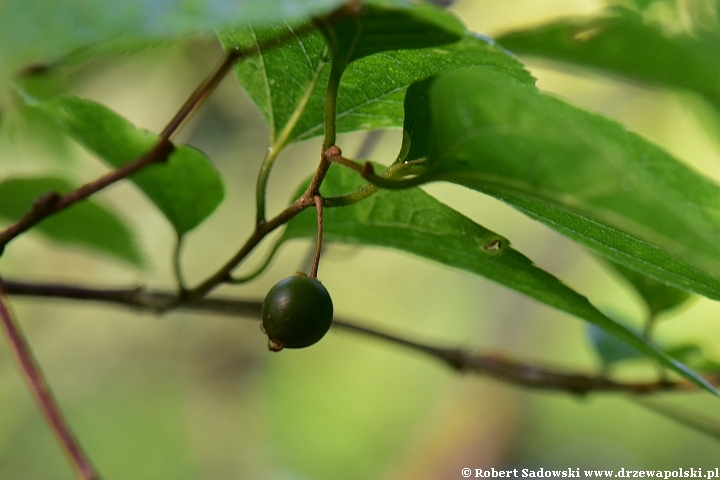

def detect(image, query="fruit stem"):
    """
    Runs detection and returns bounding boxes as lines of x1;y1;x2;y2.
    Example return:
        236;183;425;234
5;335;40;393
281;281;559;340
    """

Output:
310;195;324;279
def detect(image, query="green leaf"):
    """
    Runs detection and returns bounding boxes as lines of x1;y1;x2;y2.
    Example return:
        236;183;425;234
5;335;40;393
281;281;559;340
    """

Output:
0;177;142;265
219;21;533;147
605;261;692;318
34;95;224;236
666;344;720;373
496;7;720;107
401;67;720;302
282;164;716;394
316;3;464;70
588;323;644;367
0;0;356;88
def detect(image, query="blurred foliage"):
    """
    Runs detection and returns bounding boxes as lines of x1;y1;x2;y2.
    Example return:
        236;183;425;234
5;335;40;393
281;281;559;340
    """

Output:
1;0;720;478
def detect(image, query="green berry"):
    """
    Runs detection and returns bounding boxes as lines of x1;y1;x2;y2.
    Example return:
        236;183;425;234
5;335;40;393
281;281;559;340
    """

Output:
261;275;333;351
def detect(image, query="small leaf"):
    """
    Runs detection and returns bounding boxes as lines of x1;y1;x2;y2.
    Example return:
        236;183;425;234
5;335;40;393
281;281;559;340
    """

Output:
282;165;716;394
0;177;142;265
588;323;644;367
220;19;533;147
34;95;224;235
496;7;720;107
400;67;720;302
605;260;692;318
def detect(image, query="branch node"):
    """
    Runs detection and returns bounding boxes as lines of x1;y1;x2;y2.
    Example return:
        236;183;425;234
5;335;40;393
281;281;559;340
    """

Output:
33;191;61;212
322;145;342;162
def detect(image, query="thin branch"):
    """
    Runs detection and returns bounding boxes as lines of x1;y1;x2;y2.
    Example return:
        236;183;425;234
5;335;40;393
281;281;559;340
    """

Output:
0;139;174;251
310;194;324;278
0;282;100;480
159;22;314;141
4;279;719;396
182;147;334;303
0;23;320;256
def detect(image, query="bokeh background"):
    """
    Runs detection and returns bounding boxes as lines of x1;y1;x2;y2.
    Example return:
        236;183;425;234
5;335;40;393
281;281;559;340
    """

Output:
1;1;720;478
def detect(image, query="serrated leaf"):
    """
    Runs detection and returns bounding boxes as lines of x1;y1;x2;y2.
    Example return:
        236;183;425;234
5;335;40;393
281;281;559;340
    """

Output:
605;261;692;318
0;177;142;265
34;95;224;236
220;19;533;148
282;164;715;394
400;67;720;303
496;7;720;107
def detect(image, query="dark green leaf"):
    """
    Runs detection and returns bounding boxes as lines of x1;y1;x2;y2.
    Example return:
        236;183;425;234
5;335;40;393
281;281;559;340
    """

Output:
282;164;715;394
588;323;644;367
496;7;720;107
605;261;692;318
219;22;533;147
34;95;224;235
0;177;142;265
402;67;720;302
316;4;464;70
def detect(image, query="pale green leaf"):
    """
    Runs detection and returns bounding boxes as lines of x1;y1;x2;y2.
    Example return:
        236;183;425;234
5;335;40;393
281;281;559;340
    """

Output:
0;0;353;87
0;176;143;265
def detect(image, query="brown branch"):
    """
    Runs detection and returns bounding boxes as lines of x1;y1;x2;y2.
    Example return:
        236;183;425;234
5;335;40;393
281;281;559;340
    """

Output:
0;281;100;480
310;195;324;278
0;22;322;255
4;279;718;396
182;146;335;302
0;139;174;251
159;22;315;140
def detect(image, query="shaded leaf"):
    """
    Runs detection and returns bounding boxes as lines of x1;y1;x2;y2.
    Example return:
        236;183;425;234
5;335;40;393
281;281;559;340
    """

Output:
34;95;224;235
0;176;142;265
282;164;715;394
588;323;644;367
219;20;533;147
606;261;692;318
496;7;720;107
400;67;720;302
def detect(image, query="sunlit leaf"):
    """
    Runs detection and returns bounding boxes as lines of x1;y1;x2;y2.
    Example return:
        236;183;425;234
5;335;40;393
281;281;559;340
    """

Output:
282;164;715;394
34;95;224;235
220;15;532;147
399;68;720;303
0;176;142;265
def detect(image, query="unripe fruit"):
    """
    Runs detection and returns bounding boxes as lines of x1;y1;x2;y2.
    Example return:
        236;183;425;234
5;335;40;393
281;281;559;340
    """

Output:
261;274;333;351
